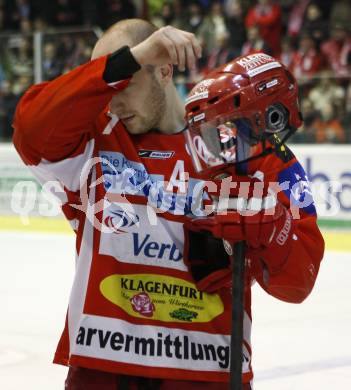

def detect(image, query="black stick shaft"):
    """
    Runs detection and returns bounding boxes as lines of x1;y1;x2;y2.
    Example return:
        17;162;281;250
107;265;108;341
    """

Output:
229;241;246;390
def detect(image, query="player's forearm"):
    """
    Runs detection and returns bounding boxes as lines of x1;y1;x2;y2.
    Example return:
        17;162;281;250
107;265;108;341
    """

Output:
257;217;324;304
13;49;140;163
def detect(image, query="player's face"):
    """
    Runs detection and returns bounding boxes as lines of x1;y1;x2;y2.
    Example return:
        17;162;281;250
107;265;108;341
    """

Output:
109;67;166;134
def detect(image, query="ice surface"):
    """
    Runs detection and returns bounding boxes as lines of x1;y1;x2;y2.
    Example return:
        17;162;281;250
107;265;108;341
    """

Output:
0;231;350;390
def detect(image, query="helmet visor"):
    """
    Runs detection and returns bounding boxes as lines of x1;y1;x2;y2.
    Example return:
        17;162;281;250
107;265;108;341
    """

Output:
185;116;261;174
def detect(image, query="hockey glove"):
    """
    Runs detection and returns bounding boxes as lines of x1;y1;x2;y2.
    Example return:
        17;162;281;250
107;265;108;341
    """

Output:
183;201;294;293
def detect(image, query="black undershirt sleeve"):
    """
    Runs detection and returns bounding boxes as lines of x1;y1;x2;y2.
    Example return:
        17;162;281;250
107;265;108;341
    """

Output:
102;45;141;84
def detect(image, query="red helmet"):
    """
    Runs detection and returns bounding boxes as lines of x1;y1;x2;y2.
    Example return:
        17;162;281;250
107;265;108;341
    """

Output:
184;52;302;177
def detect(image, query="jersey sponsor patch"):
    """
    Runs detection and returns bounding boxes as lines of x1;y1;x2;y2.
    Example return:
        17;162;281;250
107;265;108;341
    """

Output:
99;151;207;216
99;202;187;271
138;150;174;159
73;315;232;371
278;162;316;215
100;274;224;323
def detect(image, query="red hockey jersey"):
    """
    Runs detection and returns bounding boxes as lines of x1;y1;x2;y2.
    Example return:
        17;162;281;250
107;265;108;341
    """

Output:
13;55;324;384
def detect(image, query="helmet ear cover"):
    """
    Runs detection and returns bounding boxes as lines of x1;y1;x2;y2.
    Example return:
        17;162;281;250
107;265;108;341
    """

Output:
265;103;289;134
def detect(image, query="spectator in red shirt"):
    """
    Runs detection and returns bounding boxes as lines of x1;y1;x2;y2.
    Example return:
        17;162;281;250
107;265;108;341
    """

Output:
291;33;324;80
321;23;351;77
245;0;282;55
287;0;310;38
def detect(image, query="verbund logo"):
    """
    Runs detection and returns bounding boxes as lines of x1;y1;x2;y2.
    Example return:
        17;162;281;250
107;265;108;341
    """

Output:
99;203;186;271
132;233;182;262
104;208;139;234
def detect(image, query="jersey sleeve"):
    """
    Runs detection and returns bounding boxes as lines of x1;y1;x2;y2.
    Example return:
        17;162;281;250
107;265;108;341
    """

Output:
12;49;136;193
255;212;324;304
12;50;135;229
252;155;325;304
13;56;126;164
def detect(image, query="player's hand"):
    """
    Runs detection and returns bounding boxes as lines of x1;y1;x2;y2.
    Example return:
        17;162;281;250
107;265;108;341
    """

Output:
131;26;202;71
183;201;295;292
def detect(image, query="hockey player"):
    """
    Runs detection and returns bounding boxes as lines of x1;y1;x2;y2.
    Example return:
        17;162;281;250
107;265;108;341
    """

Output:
13;18;324;390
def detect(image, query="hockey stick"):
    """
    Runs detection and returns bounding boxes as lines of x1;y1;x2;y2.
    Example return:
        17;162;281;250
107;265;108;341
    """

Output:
229;240;246;390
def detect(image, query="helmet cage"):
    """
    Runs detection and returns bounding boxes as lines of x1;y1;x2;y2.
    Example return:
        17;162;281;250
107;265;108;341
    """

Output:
185;103;295;175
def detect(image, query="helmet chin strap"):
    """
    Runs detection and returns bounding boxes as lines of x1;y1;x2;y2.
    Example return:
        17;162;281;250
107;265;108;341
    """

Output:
224;125;297;176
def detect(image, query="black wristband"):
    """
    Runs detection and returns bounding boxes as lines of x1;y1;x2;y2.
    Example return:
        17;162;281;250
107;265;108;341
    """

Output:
103;45;141;84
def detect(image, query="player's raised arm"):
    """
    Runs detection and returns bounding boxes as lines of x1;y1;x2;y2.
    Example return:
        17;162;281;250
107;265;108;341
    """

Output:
13;23;201;165
12;55;122;164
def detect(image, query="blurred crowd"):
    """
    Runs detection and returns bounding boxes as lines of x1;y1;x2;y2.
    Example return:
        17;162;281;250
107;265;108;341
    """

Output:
1;0;351;144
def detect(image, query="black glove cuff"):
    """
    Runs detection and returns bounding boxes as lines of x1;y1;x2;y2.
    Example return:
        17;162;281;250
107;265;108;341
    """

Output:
103;45;141;84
